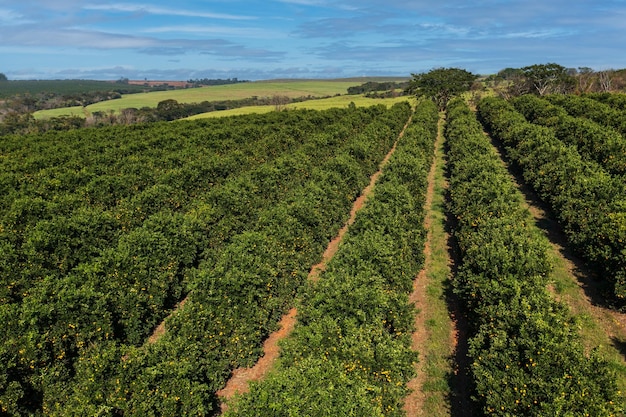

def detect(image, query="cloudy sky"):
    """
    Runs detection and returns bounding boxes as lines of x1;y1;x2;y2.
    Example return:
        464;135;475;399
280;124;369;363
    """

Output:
1;0;625;80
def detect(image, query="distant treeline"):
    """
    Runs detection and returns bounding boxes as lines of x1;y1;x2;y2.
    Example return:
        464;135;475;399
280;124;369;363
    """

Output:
0;79;146;98
0;95;328;135
3;91;126;113
187;77;249;86
0;81;157;117
347;80;410;95
0;80;197;113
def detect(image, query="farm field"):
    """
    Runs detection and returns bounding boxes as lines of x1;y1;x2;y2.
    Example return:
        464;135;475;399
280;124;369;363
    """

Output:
186;94;411;119
479;95;626;301
32;79;407;119
2;86;626;416
223;99;439;416
0;80;147;98
0;101;414;415
446;98;623;415
33;105;86;119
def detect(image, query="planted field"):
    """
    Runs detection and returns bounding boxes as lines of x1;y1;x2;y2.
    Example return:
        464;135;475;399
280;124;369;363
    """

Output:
2;89;626;417
186;95;411;120
448;98;621;415
0;80;147;98
512;94;626;176
224;99;439;416
547;94;626;138
478;96;626;302
0;102;413;415
33;80;387;119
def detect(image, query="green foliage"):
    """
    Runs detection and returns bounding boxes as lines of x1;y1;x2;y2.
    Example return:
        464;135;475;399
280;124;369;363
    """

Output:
512;94;626;175
547;93;626;138
0;80;145;98
156;99;183;121
407;68;477;110
447;98;622;415
225;100;438;417
520;63;575;95
347;81;409;95
0;103;415;415
588;92;626;111
0;112;37;136
478;96;626;302
486;64;578;98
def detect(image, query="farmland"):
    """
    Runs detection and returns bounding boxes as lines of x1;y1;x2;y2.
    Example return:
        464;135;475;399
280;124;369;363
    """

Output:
186;94;411;119
2;75;626;416
0;80;147;98
32;79;408;120
0;101;415;415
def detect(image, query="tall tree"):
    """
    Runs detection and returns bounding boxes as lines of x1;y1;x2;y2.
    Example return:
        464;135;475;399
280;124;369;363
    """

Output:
520;63;574;95
407;67;477;110
0;73;7;81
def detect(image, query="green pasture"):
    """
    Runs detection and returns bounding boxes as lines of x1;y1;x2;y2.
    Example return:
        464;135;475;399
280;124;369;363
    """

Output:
33;106;87;119
185;95;413;119
33;79;409;119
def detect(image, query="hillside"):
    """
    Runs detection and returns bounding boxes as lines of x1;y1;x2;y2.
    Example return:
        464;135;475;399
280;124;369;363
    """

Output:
32;78;408;119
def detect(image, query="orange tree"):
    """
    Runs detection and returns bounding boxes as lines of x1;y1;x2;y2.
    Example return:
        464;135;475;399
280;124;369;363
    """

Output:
447;98;621;415
478;96;626;303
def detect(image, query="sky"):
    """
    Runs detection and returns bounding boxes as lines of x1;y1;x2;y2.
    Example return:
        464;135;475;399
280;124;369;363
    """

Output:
1;0;625;80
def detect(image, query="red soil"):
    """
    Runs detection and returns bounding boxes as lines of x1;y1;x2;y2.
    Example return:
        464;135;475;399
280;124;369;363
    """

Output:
403;115;439;416
216;307;297;411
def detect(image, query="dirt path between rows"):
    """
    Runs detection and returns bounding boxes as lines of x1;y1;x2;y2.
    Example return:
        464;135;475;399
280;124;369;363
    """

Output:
403;114;442;416
216;114;415;412
524;194;626;336
403;113;472;417
485;129;626;378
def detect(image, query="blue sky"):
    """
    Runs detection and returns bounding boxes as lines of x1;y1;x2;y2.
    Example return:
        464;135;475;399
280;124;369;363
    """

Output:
1;0;625;80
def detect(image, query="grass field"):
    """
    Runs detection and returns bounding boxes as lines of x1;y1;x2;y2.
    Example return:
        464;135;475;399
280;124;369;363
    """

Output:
33;106;87;119
185;94;413;119
33;78;409;119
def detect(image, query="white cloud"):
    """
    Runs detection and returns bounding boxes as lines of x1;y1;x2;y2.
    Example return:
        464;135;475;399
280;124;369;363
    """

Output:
0;7;31;24
502;29;574;39
3;27;155;49
142;25;283;39
418;22;471;37
83;3;256;20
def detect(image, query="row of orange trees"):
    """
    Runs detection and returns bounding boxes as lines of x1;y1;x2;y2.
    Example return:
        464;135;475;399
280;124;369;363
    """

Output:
447;98;621;415
84;103;412;416
224;99;439;417
588;92;626;112
1;109;373;304
548;93;626;138
0;104;412;415
478;96;626;303
512;94;626;176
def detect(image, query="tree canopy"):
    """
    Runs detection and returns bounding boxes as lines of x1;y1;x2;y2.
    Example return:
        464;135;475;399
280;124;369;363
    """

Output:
520;63;574;95
407;67;477;110
0;73;8;81
486;63;579;97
